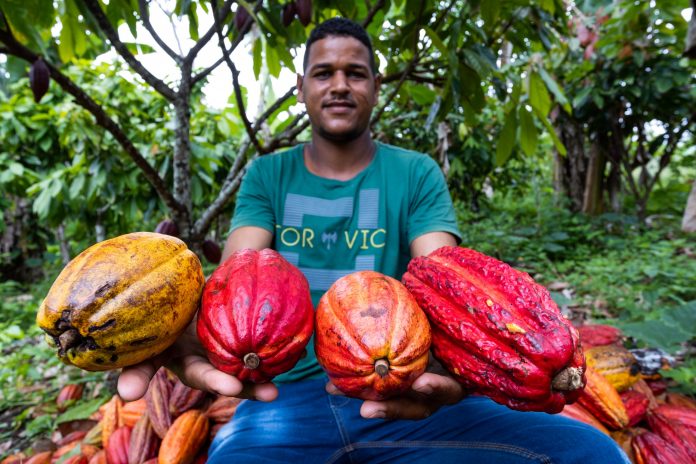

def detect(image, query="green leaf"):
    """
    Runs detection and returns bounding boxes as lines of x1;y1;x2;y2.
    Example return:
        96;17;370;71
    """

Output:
619;320;691;352
266;45;281;79
58;18;75;62
518;106;538;156
538;68;571;113
534;107;567;155
495;111;517;166
528;71;551;116
252;39;262;80
424;26;448;56
480;0;501;27
56;398;105;424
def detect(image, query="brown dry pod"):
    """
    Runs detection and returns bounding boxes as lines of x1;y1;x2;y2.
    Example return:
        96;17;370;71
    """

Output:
158;410;210;464
30;57;50;102
296;0;312;26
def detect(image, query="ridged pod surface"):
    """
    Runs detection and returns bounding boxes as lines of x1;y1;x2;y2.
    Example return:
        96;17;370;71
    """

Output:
631;431;691;464
315;271;431;401
197;248;314;383
36;232;204;371
585;345;640;392
158;410;209;464
558;403;610;435
578;366;629;429
402;246;585;413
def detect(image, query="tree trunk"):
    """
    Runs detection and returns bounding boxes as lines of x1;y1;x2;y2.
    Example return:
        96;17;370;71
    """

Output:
685;0;696;58
56;223;71;265
553;114;587;211
681;179;696;232
582;137;606;215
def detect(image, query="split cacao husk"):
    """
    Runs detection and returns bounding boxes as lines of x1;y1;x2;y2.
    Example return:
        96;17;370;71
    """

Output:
646;410;696;461
585;345;640;392
106;426;131;464
558;403;610;435
577;366;629;429
120;398;147;428
632;430;691;464
29;57;50;103
402;246;585;413
128;414;160;464
57;384;84;411
25;451;53;464
100;395;123;449
36;232;204;371
198;249;314;383
154;219;179;237
576;324;623;348
146;368;173;439
620;389;650;427
315;271;431;400
204;396;242;423
158;410;209;464
654;404;696;434
170;381;207;417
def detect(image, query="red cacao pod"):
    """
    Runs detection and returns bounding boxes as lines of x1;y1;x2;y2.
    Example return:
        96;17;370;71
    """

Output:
576;324;622;348
558;403;610;435
57;384;84;411
315;271;431;400
197;249;314;383
105;426;131;464
56;430;87;447
158;410;209;464
154;219;179;238
631;378;659;410
620;389;650;427
654;404;696;434
25;451;53;464
664;392;696;409
29;57;50;103
62;456;88;464
169;380;207;417
296;0;312;26
402;246;585;413
577;366;629;430
632;430;691;464
204;396;242;423
644;378;668;396
201;239;222;264
88;451;106;464
282;2;296;27
127;415;159;464
646;410;696;461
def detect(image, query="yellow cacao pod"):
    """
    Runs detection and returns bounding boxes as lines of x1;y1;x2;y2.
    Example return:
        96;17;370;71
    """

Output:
36;232;204;371
585;345;640;392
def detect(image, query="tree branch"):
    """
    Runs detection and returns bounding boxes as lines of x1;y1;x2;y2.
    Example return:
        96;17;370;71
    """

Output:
362;0;386;28
371;59;416;127
83;0;177;101
138;0;182;63
0;30;185;215
253;86;296;130
190;14;249;87
184;0;235;66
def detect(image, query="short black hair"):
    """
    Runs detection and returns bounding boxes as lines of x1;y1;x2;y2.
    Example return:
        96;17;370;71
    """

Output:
303;17;377;74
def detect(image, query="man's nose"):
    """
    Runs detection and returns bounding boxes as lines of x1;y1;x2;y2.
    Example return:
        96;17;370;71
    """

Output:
330;71;349;93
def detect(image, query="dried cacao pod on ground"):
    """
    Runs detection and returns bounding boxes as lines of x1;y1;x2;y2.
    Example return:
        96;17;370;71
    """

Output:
37;232;204;371
402;246;585;413
620;389;650;427
632;430;691;464
198;248;314;383
158;410;209;464
201;239;222;264
585;345;640;392
29;57;50;102
154;219;179;237
558;403;610;435
577;366;629;429
57;384;84;411
315;271;431;400
576;324;623;348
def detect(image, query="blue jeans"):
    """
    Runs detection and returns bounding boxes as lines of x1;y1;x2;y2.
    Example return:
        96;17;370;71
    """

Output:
208;377;629;464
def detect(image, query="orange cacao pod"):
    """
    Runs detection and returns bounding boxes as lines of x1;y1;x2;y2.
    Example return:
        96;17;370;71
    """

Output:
576;324;622;348
119;399;147;428
315;271;431;400
1;454;25;464
51;442;80;463
25;451;53;464
558;403;610;435
632;431;690;464
101;395;124;449
197;249;314;383
146;368;173;439
646;410;696;461
62;456;88;464
577;366;628;429
37;232;204;371
88;451;106;464
158;410;209;464
585;345;640;392
204;396;242;423
170;381;207;417
402;246;585;413
57;384;84;411
654;404;696;434
128;415;160;464
105;426;131;464
620;389;650;427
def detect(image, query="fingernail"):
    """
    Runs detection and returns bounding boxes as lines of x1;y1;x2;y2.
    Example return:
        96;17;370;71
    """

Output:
414;384;433;395
367;409;386;419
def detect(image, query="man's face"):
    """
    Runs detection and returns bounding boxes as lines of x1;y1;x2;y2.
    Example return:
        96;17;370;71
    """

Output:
298;36;381;143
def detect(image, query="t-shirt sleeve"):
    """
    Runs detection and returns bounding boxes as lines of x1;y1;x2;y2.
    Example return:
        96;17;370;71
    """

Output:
229;158;276;233
407;156;462;244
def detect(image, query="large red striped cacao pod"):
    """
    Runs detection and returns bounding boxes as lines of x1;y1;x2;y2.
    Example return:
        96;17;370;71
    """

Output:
631;431;691;464
646;410;696;461
576;324;623;348
36;232;204;371
315;271;431;400
197;248;314;383
402;246;585;413
654;404;696;434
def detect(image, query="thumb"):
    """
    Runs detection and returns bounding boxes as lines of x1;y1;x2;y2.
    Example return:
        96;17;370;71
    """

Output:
117;358;161;401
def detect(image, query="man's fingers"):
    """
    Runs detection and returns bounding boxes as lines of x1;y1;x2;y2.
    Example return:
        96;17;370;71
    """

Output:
411;373;465;405
117;359;161;401
360;398;433;420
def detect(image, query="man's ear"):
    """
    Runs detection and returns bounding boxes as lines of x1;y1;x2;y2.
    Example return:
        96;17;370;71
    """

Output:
372;73;382;106
297;73;305;103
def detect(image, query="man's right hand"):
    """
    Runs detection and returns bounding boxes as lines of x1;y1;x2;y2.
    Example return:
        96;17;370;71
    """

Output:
116;319;279;402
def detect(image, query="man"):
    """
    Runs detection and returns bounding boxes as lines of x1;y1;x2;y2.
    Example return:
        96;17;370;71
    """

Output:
119;18;629;463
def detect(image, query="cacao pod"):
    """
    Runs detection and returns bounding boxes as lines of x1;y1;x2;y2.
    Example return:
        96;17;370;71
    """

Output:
577;366;629;430
105;426;131;464
119;398;147;428
296;0;312;26
315;271;431;400
646;410;696;461
100;395;124;449
204;396;242;423
654;404;696;434
282;2;296;27
201;239;222;264
82;422;103;447
56;431;87;447
145;368;173;439
620;389;650;427
128;415;160;464
585;345;640;392
629;348;674;379
50;442;80;463
402;246;585;413
611;427;645;464
645;378;667;396
154;219;179;238
558;403;610;435
61;456;88;464
170;381;207;417
576;324;622;348
631;378;659;410
25;451;53;464
29;57;50;103
197;248;314;383
88;451;106;464
664;392;696;409
158;410;209;464
235;6;250;33
37;232;204;371
632;430;691;464
57;384;84;411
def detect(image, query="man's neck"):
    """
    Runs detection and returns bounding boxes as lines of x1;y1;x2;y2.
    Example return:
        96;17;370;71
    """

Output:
303;132;376;181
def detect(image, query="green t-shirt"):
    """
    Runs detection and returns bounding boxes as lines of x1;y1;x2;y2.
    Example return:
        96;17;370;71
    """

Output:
230;141;461;382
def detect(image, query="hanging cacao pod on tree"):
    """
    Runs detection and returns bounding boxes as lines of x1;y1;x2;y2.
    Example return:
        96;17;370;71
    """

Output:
29;57;50;103
36;232;204;371
202;239;222;264
282;2;297;27
402;246;586;413
235;5;251;34
154;219;179;237
197;248;314;383
296;0;312;26
315;271;431;401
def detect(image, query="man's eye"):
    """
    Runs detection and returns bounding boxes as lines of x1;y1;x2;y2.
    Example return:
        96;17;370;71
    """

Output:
314;71;331;78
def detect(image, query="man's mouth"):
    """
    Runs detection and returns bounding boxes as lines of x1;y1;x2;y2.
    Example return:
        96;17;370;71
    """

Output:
324;101;355;108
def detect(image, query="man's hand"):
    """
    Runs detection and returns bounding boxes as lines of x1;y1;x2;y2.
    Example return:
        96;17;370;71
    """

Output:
326;372;466;420
117;320;278;403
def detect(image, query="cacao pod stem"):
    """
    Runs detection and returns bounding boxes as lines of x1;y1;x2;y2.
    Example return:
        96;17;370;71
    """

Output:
243;353;261;370
58;329;81;355
374;359;389;378
551;367;584;391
